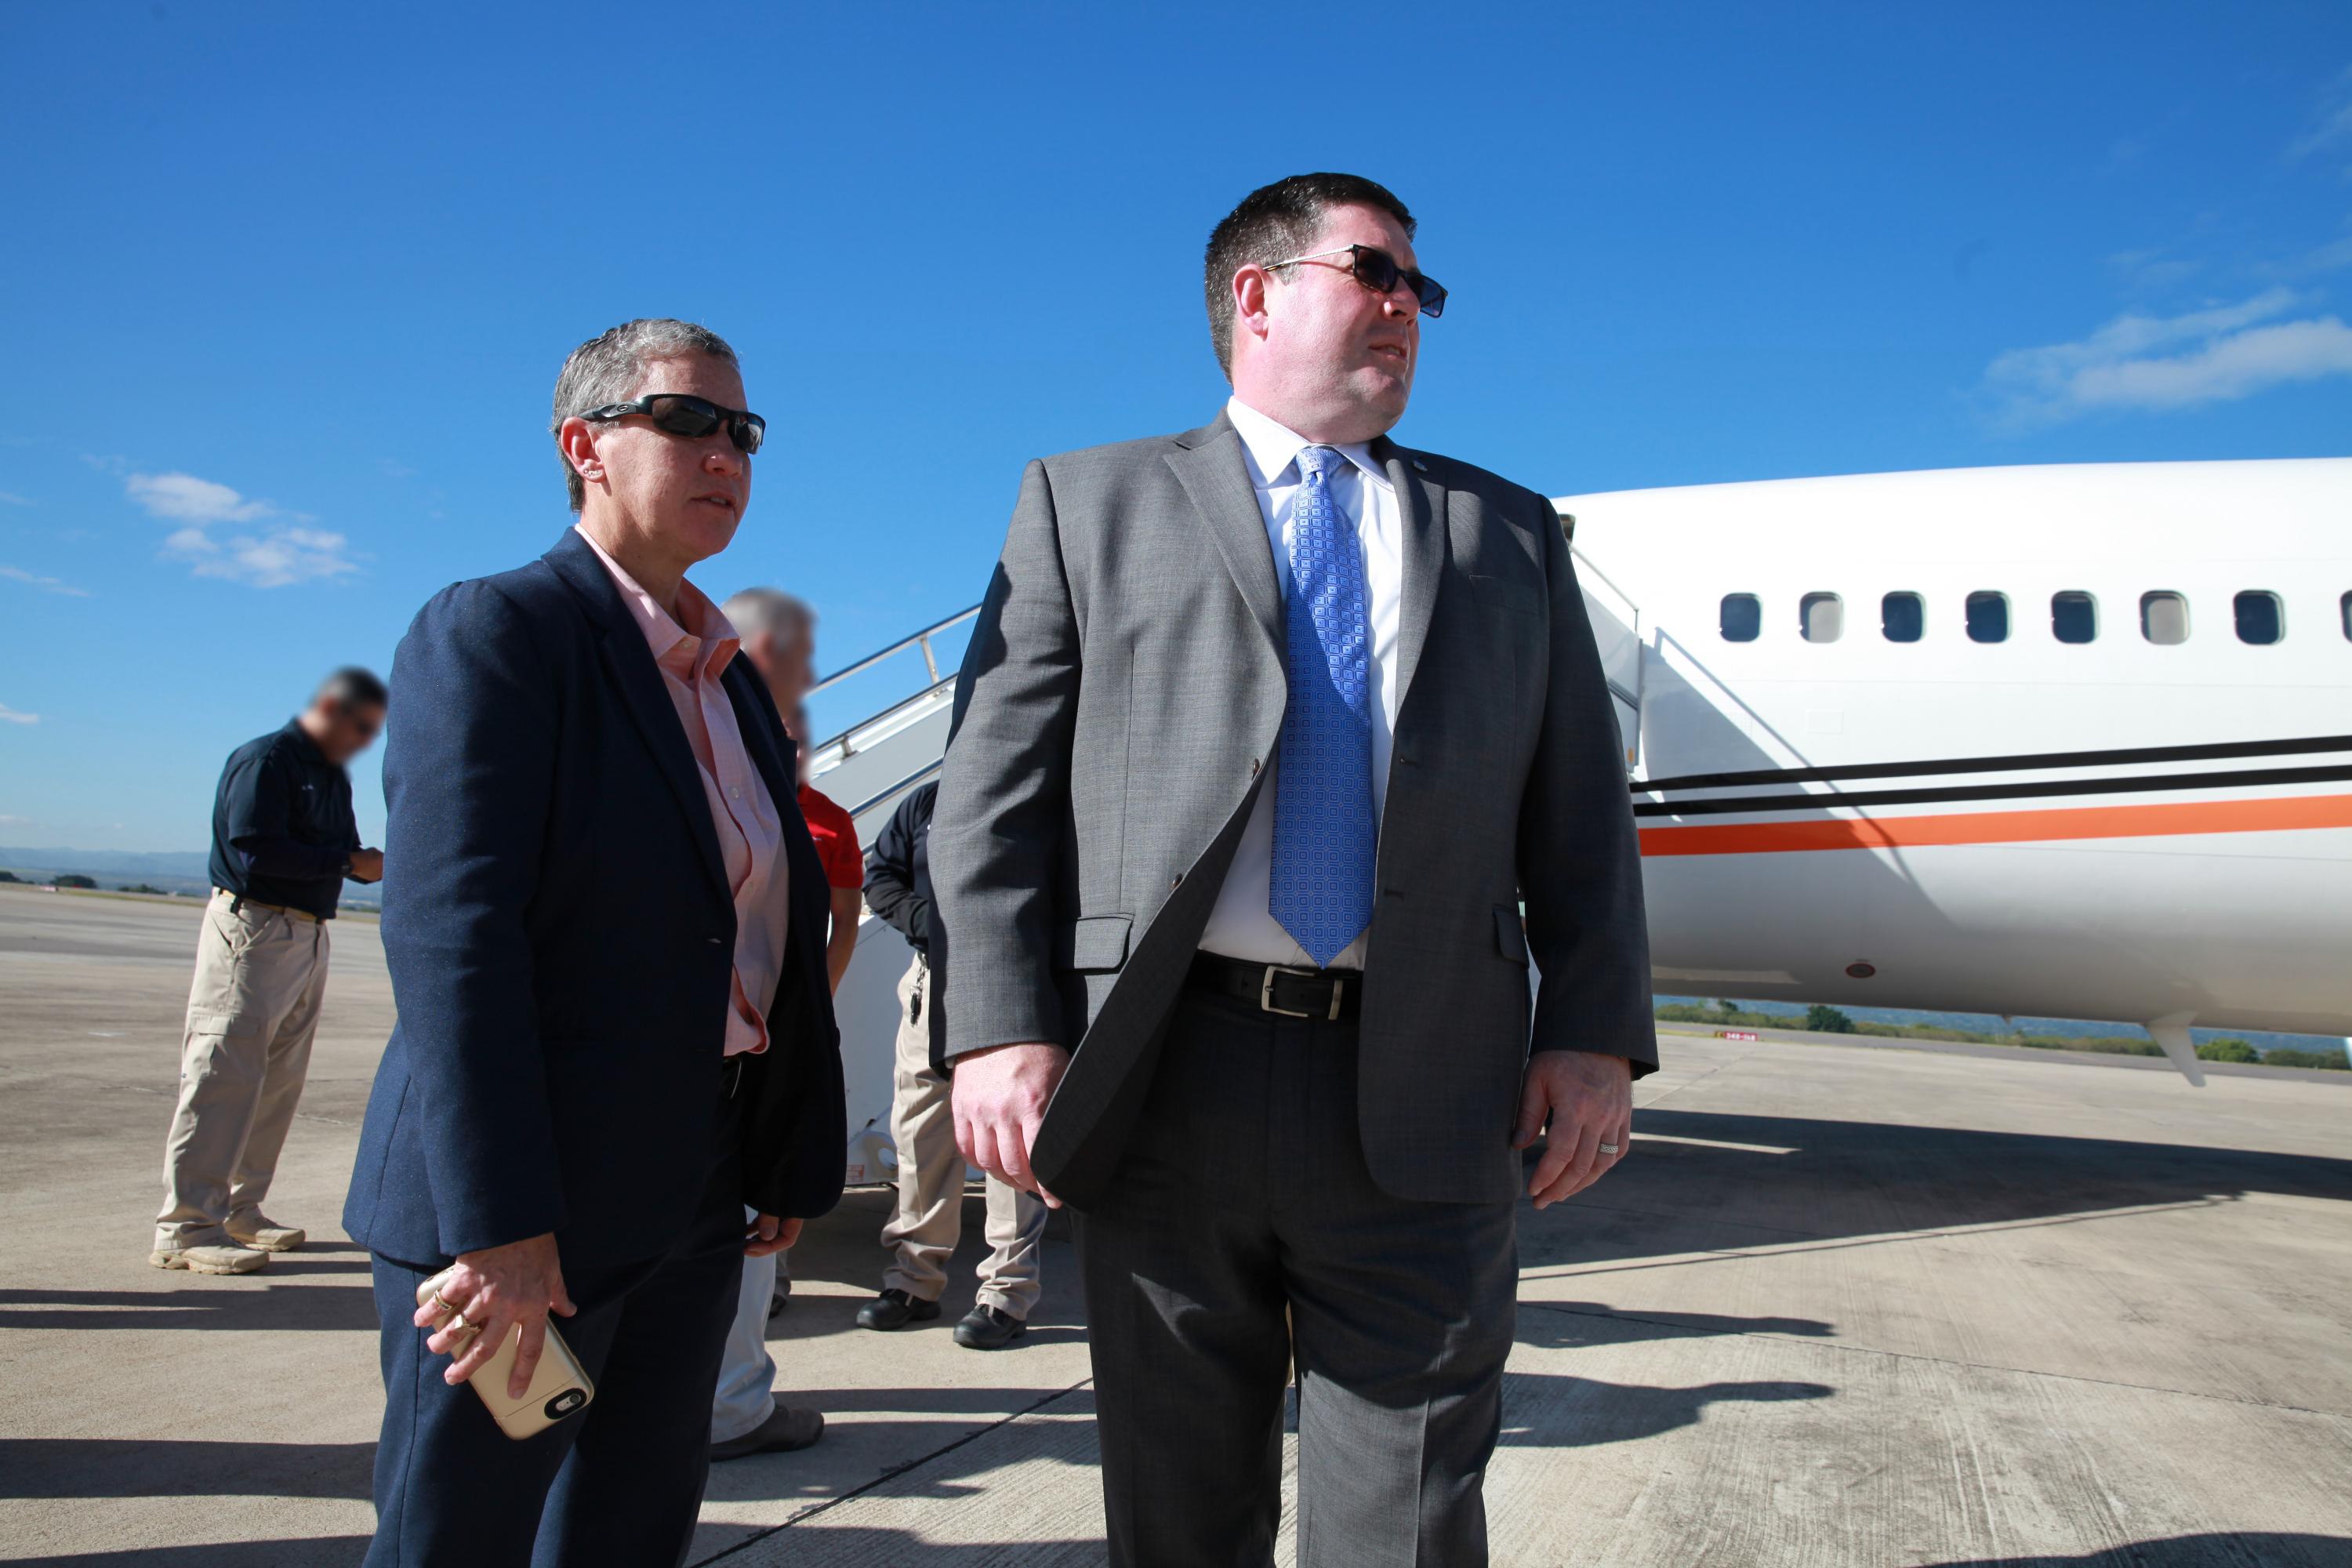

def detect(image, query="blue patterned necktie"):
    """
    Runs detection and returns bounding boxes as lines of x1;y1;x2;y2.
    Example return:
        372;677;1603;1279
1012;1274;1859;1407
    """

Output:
1271;445;1375;967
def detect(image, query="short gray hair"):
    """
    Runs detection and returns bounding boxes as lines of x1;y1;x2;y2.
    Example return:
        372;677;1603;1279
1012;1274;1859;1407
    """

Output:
720;586;815;644
550;318;740;512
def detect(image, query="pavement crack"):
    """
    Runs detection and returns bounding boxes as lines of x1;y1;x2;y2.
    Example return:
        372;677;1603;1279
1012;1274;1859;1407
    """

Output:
697;1377;1096;1563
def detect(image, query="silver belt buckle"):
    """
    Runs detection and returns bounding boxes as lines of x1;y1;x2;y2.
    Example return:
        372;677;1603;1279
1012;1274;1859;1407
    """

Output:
1260;964;1342;1022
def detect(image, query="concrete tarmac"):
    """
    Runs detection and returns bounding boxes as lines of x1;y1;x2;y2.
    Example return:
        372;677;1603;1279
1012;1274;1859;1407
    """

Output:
2;884;2347;1566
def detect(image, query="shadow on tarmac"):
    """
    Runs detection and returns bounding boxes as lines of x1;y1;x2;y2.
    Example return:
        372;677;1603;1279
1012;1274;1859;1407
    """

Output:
0;1439;374;1502
1521;1107;2352;1275
1922;1537;2352;1567
14;1112;2350;1560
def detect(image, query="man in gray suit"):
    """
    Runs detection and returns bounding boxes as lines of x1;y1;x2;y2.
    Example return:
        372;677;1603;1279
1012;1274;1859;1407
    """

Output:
929;172;1656;1566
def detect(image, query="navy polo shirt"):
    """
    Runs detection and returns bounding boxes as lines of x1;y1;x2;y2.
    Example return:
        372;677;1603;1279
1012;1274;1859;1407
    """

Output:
208;720;361;920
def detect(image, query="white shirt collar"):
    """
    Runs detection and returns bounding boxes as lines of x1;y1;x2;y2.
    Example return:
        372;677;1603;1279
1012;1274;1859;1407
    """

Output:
1225;396;1392;493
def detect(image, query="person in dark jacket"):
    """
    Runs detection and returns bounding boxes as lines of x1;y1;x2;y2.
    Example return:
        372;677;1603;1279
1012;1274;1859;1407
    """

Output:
341;318;844;1566
858;779;1044;1349
151;668;384;1274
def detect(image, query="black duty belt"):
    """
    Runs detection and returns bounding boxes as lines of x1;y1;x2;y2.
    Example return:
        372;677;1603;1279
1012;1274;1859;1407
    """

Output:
1187;953;1363;1022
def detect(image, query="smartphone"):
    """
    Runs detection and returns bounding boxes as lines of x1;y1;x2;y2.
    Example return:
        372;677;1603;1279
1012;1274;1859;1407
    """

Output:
415;1269;595;1440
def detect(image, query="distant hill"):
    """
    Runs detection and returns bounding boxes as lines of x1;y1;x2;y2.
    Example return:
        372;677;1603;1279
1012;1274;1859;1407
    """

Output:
0;847;379;909
0;847;211;880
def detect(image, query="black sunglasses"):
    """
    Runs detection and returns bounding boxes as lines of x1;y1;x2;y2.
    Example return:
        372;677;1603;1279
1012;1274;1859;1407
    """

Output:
1265;244;1447;318
582;393;766;456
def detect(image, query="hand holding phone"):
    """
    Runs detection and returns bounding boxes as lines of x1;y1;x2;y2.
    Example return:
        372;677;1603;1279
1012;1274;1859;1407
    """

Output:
409;1232;573;1398
415;1258;594;1441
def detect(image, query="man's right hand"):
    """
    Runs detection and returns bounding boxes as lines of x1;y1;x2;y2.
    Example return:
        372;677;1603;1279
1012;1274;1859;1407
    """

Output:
951;1042;1070;1209
412;1231;575;1399
347;848;384;883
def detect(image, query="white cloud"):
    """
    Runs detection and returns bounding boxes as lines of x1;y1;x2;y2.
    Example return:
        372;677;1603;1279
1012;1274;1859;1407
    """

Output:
127;470;360;587
0;491;32;507
125;471;276;524
1984;289;2352;424
2288;66;2352;164
0;704;39;726
162;521;359;589
0;564;89;598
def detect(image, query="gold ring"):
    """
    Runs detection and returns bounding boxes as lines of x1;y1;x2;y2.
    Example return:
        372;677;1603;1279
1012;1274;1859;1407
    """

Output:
448;1311;473;1336
1598;1141;1621;1156
430;1289;455;1314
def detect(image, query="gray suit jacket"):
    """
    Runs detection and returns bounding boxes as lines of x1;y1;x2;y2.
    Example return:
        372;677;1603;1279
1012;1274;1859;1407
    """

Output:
929;412;1655;1210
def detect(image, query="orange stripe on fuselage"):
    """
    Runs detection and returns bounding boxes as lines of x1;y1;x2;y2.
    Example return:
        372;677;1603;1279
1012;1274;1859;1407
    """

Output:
1637;793;2352;857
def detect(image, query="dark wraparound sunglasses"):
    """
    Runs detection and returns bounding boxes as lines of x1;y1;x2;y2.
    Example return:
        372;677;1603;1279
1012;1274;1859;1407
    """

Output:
582;394;766;456
1264;244;1447;318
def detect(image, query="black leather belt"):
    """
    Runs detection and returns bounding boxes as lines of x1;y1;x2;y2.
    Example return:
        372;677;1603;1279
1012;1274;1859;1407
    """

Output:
1187;953;1362;1022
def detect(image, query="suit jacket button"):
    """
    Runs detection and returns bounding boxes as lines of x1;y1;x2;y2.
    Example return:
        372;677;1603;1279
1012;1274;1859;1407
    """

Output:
706;936;724;946
1171;873;1184;889
1250;758;1261;777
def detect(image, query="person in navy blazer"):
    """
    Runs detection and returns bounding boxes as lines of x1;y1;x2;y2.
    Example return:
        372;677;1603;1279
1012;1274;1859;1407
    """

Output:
343;319;844;1566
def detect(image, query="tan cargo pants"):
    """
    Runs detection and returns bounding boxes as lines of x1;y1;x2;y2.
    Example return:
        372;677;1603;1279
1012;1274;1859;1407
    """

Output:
880;954;1046;1318
154;890;332;1250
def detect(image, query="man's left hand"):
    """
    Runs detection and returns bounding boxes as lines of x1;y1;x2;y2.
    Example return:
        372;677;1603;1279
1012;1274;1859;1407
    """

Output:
1512;1050;1633;1208
745;1213;802;1258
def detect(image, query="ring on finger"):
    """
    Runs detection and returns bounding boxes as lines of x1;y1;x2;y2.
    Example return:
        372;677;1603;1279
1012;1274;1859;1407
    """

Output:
1598;1141;1621;1156
447;1311;474;1337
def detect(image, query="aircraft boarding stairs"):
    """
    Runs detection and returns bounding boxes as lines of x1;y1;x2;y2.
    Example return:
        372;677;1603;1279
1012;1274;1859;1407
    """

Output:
812;541;1640;1185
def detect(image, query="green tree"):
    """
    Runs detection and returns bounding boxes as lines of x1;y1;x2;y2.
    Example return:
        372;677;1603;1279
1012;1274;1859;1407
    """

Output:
53;874;96;890
2262;1047;2350;1072
2195;1038;2260;1064
1805;1004;1858;1034
0;869;19;883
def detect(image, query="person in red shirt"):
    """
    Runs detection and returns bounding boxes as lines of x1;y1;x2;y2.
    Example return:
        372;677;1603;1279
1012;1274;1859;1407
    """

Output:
790;703;863;993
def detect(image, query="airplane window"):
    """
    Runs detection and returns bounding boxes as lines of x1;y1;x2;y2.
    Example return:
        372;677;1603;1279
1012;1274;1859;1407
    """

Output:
1882;592;1924;643
2140;591;2189;645
2234;590;2284;645
1720;593;1761;642
1800;592;1843;643
2051;591;2097;644
1965;590;2009;644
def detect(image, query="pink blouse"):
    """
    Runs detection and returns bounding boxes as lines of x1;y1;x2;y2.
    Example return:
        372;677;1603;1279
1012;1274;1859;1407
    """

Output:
576;526;788;1058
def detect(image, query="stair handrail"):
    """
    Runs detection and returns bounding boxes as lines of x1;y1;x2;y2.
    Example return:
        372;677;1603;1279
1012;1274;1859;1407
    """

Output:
809;604;982;695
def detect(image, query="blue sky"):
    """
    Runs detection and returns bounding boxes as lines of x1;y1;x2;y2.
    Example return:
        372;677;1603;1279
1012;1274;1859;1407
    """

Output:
2;2;2348;852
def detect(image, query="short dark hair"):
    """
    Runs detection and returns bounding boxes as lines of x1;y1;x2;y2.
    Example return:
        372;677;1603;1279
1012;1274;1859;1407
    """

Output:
1203;173;1416;379
318;666;388;711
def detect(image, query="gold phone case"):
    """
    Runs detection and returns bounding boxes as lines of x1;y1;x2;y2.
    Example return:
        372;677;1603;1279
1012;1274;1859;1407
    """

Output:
415;1269;595;1440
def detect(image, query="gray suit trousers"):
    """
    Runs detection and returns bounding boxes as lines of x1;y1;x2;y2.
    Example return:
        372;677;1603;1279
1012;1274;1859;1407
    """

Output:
1077;986;1517;1568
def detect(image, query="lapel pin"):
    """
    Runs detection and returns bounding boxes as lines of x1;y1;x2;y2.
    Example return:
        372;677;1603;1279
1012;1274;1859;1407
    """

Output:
1411;458;1429;472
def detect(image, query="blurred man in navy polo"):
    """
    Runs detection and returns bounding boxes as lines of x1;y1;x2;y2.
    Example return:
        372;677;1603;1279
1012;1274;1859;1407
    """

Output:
151;668;383;1276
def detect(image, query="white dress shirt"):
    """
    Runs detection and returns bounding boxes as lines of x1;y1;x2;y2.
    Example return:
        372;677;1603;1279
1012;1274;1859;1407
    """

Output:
1197;396;1406;971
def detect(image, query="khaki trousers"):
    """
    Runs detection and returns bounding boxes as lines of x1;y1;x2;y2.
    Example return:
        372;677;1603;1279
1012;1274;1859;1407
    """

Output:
154;891;331;1250
880;955;1045;1317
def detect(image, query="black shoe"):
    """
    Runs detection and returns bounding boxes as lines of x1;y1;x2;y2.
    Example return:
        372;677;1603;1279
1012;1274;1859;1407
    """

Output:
954;1305;1028;1350
856;1287;942;1330
768;1279;791;1319
710;1399;824;1461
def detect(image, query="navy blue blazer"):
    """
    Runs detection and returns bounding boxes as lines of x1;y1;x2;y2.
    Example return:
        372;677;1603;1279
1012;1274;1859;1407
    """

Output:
343;528;845;1272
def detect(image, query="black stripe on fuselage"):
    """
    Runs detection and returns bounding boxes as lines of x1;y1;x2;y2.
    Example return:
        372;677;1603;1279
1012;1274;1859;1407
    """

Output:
1632;762;2352;818
1636;734;2352;796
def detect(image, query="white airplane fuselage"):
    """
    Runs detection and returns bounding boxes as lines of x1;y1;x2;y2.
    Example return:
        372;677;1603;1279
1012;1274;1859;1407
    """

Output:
1557;459;2352;1047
